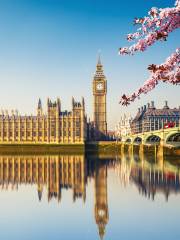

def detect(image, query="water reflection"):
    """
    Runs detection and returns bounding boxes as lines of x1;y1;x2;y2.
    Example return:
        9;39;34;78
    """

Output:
116;153;180;201
0;152;179;239
0;154;114;239
0;155;87;202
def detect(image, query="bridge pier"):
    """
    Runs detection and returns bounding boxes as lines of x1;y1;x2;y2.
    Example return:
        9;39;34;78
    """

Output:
156;145;164;169
128;144;134;156
139;137;145;160
139;144;144;161
121;143;125;155
160;137;165;147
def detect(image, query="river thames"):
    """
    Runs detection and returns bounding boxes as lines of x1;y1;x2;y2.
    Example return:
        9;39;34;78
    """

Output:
0;151;179;240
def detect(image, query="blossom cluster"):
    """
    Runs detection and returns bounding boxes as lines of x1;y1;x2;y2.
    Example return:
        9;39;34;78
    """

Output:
119;0;180;105
119;49;180;105
119;0;180;55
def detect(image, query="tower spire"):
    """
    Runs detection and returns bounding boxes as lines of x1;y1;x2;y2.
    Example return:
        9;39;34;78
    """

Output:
95;52;105;79
37;98;43;116
97;50;102;65
38;98;42;109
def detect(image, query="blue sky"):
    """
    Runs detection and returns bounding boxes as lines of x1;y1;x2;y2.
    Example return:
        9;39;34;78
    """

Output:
0;0;179;128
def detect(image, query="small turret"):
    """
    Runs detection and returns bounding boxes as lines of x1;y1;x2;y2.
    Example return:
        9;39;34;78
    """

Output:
37;98;43;116
82;97;85;108
57;98;61;112
38;98;42;109
163;100;169;109
151;101;155;109
72;97;75;109
37;184;43;201
47;98;60;118
47;98;50;107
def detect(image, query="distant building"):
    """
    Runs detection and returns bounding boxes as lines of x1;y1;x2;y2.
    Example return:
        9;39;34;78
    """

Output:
0;97;87;144
131;101;180;134
115;114;132;139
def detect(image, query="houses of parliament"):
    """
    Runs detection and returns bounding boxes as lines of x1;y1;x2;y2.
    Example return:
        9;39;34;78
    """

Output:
0;56;107;144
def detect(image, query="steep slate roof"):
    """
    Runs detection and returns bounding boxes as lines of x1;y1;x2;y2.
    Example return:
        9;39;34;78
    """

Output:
132;107;180;123
144;108;180;117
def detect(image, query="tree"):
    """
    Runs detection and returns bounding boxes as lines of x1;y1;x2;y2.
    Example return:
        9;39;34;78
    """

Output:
119;0;180;106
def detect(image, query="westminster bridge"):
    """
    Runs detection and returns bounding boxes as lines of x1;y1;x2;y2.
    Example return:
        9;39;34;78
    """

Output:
117;127;180;158
122;127;180;147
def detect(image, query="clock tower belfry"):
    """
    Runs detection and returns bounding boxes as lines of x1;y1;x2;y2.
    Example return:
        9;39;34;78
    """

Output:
93;55;107;140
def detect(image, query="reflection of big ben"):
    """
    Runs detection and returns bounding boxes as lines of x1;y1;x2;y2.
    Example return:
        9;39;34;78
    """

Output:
95;161;109;239
93;55;107;140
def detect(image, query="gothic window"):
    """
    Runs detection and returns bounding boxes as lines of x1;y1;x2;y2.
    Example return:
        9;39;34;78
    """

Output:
76;122;80;127
76;130;80;136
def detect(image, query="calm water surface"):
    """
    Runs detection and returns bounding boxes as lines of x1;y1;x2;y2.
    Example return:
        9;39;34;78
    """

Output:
0;151;180;240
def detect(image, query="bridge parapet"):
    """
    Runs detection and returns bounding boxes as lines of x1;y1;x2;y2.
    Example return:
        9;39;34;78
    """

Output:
124;127;180;147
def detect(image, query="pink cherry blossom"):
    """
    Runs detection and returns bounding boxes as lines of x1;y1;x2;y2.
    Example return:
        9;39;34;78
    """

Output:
119;49;180;105
119;0;180;105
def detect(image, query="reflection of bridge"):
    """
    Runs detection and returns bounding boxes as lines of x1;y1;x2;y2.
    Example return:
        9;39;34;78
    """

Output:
115;152;180;201
122;127;180;147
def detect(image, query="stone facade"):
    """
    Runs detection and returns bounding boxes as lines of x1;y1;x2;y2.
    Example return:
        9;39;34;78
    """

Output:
131;101;180;134
0;97;87;144
92;56;107;140
115;114;132;139
0;56;109;144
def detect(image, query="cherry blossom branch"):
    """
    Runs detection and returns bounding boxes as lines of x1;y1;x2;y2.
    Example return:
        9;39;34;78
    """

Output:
119;1;180;55
119;48;180;106
118;0;180;105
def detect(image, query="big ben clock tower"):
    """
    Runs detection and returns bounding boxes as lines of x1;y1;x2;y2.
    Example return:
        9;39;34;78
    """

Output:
93;55;107;140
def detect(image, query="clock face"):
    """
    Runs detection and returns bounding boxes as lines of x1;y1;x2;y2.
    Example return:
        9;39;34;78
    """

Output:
98;209;105;217
96;83;103;91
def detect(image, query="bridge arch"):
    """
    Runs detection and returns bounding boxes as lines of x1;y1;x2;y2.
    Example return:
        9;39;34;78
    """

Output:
145;135;161;144
166;132;180;143
124;138;132;143
133;137;142;144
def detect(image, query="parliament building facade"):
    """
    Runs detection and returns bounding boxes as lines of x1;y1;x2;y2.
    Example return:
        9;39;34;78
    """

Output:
0;97;86;144
0;57;108;144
